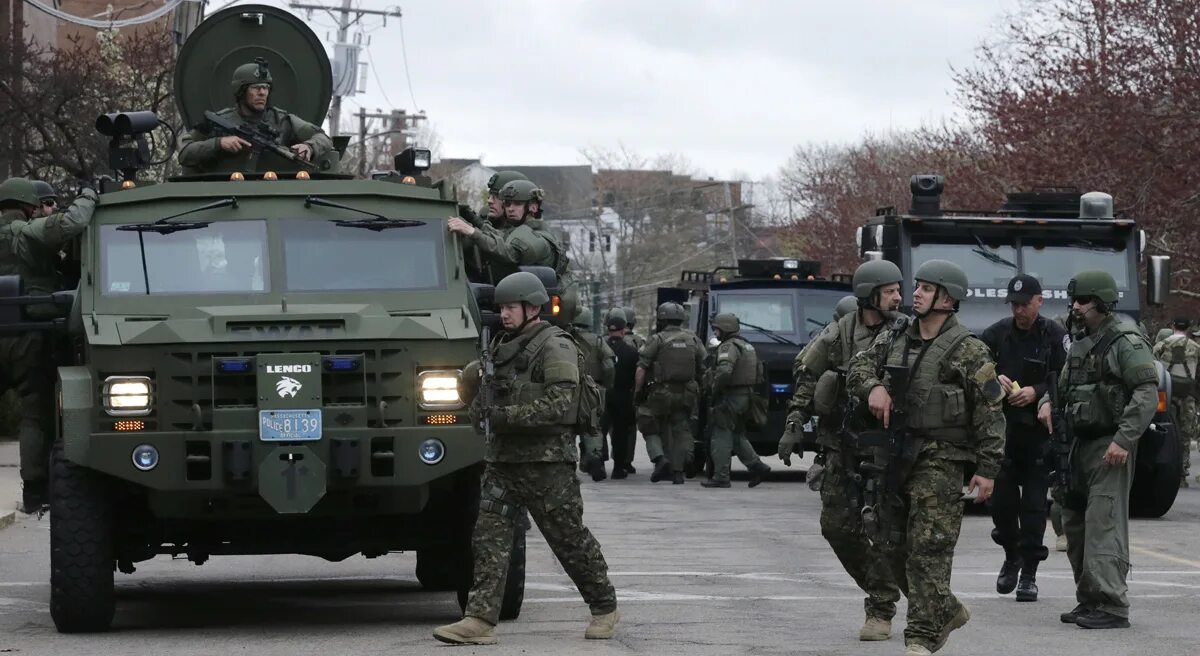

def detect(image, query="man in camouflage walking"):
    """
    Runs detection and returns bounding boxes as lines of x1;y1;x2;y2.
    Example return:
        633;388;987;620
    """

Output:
1152;316;1198;487
781;260;905;641
1039;269;1158;630
847;259;1004;656
635;302;706;484
433;272;617;645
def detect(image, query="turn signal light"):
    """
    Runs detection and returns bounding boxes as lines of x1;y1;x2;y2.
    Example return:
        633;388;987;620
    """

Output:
114;420;146;432
423;414;459;426
1157;391;1168;413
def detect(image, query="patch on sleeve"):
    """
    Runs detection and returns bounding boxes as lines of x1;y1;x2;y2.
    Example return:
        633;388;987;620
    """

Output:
1130;365;1157;385
973;362;1004;402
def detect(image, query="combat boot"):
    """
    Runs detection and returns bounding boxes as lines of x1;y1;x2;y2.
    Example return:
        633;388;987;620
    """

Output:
700;479;731;488
996;553;1022;594
625;464;636;474
905;645;932;656
747;461;771;488
588;459;608;482
584;610;619;639
1016;561;1038;602
433;616;498;645
650;458;671;483
672;472;684;484
610;465;627;480
931;604;970;652
1075;609;1130;629
858;616;891;641
1060;604;1088;623
18;479;47;515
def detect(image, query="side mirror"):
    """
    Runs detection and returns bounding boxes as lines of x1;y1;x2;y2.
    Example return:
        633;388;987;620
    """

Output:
1147;255;1170;306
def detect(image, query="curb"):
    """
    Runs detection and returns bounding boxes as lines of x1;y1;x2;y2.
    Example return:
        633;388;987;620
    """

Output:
0;510;15;531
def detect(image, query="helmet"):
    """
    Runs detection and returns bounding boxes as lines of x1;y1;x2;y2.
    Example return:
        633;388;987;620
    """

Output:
605;309;627;331
656;302;686;323
1067;270;1119;304
486;170;528;194
231;58;272;97
852;260;903;299
0;177;40;208
712;313;739;334
32;180;56;202
494;271;550;306
499;179;544;203
833;295;858;321
625;307;637;328
572;307;593;329
914;259;969;302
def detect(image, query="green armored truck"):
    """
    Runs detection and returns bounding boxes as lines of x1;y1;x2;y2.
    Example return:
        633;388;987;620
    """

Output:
4;5;525;632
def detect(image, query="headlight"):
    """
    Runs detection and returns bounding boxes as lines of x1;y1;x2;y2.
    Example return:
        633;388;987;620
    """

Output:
103;376;152;416
418;370;463;410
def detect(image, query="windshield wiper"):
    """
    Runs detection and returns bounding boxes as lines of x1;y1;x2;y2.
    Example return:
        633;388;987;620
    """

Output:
970;234;1017;269
116;197;236;235
305;195;426;231
733;319;801;347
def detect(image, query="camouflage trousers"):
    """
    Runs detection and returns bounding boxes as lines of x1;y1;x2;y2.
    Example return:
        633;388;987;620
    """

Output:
708;392;762;482
465;462;617;624
1060;436;1136;619
1170;395;1195;477
880;455;967;650
0;332;52;483
819;449;902;620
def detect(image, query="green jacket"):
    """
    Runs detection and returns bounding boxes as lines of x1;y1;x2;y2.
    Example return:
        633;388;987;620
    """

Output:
847;314;1005;479
572;326;616;391
484;321;581;463
0;190;96;298
178;106;334;174
468;219;559;282
711;333;757;394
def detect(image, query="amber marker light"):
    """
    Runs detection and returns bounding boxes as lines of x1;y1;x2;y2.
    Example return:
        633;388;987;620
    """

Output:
120;180;136;189
263;171;278;181
295;170;311;180
229;172;245;181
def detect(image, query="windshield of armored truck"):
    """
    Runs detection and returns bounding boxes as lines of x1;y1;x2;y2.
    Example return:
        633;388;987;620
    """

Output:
100;221;268;295
1021;242;1130;291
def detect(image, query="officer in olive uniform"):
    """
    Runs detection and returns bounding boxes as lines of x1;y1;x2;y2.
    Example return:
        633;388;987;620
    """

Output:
0;177;97;512
570;306;616;481
780;260;905;642
434;272;617;645
635;302;706;484
1039;270;1158;630
477;170;529;229
448;180;566;285
178;59;335;175
703;313;772;488
847;259;1005;656
32;181;57;218
1152;317;1199;487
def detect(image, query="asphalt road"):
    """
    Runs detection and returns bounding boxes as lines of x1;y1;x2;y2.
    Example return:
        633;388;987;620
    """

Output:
1;452;1198;656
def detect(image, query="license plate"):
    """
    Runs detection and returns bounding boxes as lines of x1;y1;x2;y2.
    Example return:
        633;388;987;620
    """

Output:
259;409;322;441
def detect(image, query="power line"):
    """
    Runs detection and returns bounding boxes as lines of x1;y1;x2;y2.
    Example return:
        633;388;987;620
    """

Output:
364;46;395;109
396;14;419;110
23;0;189;28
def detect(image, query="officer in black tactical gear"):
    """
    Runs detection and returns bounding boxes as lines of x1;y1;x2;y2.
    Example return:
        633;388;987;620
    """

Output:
603;309;640;478
981;274;1067;602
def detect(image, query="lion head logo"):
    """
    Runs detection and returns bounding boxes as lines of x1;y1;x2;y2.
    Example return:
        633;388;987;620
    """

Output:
276;376;302;398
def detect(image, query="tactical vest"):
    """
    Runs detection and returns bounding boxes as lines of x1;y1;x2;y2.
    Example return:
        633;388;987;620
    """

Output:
655;329;699;383
1063;323;1144;437
575;330;606;382
492;323;578;433
727;336;759;386
883;322;974;443
1163;336;1197;396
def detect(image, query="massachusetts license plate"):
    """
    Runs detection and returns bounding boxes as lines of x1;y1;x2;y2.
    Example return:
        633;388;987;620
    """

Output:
259;409;322;441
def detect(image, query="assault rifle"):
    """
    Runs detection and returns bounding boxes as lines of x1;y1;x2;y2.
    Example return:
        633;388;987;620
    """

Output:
202;110;318;172
857;364;914;545
1047;370;1071;487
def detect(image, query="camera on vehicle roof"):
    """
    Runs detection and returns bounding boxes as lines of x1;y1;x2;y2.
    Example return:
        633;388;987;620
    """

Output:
910;174;944;196
95;111;160;137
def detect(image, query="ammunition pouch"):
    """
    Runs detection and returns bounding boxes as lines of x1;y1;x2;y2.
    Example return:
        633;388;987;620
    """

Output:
813;370;842;416
1065;383;1121;437
480;484;520;520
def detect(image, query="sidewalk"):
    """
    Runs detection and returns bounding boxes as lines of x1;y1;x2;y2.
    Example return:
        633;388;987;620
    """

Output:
0;439;20;530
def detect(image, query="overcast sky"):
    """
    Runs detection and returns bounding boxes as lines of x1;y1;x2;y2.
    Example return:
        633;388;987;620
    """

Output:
234;0;1021;180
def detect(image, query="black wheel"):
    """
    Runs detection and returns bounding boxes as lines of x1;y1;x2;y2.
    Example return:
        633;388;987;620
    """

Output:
455;520;527;621
49;443;115;633
1130;419;1182;518
416;547;470;591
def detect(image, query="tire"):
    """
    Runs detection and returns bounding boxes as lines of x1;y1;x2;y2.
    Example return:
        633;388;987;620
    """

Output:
416;547;470;591
1130;419;1182;518
49;443;115;633
454;521;527;621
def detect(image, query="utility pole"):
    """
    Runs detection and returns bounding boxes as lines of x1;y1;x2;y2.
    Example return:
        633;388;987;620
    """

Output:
724;180;739;262
289;1;402;137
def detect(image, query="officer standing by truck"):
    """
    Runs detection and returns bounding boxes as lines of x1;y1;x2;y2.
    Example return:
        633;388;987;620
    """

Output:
847;259;1004;656
980;274;1068;602
779;260;905;641
433;272;618;645
634;302;706;484
703;312;772;488
1152;317;1199;487
448;180;566;284
1039;270;1158;630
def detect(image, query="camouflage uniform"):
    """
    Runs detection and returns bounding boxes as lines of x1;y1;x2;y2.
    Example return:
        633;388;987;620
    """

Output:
464;321;616;625
637;324;705;477
707;319;768;485
1152;333;1199;481
1050;312;1157;623
178;106;333;175
847;313;1005;651
788;311;901;622
0;188;96;491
